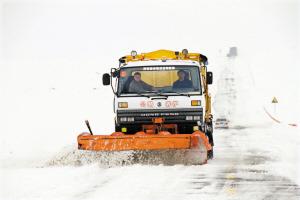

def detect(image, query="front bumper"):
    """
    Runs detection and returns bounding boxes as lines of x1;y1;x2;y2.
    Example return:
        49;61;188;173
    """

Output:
116;108;203;124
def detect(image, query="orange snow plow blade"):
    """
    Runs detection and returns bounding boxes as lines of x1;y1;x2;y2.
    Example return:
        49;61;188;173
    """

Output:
77;131;211;152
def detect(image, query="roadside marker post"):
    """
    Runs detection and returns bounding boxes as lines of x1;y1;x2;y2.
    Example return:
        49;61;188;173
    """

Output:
271;97;278;115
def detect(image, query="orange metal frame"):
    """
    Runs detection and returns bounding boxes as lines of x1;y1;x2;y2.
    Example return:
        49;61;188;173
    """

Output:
142;124;178;134
77;131;211;152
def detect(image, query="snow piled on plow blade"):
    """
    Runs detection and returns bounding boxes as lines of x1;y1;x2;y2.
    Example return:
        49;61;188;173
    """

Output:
46;146;207;167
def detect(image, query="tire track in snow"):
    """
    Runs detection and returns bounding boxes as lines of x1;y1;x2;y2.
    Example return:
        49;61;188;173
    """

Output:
72;177;112;200
184;128;300;200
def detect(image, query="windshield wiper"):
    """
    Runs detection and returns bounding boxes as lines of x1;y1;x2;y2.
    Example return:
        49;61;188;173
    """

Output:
165;92;190;97
150;91;169;98
137;92;151;98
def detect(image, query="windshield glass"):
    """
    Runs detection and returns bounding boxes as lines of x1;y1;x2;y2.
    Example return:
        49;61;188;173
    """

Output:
117;66;201;95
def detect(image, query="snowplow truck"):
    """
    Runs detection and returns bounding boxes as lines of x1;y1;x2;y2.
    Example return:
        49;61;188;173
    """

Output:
77;49;214;163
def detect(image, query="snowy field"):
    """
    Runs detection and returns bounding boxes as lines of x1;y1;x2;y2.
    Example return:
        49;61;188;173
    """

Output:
1;0;299;199
1;125;299;200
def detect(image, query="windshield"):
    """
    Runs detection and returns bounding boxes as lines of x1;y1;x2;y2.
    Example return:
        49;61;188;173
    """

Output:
117;65;201;95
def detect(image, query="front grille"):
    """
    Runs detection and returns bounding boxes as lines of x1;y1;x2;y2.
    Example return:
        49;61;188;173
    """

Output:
117;108;203;124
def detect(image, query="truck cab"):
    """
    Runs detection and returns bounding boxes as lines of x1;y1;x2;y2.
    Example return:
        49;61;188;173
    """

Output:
102;50;213;145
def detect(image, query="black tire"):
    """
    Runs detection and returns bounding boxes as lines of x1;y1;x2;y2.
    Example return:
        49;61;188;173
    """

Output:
206;131;214;146
205;122;214;160
207;148;214;159
205;122;214;146
115;121;121;132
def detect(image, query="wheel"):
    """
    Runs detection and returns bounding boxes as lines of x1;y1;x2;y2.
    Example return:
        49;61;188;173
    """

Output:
115;121;121;132
205;122;214;146
207;148;214;159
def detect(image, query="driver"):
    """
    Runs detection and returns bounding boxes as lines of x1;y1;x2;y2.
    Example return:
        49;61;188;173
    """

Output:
172;70;193;89
128;72;154;93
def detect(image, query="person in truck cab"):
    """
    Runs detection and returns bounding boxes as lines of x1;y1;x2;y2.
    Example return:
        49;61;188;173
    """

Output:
172;70;193;89
128;72;154;93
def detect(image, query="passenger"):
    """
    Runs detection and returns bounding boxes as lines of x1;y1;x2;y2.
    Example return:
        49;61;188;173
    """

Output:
128;72;154;93
172;70;193;89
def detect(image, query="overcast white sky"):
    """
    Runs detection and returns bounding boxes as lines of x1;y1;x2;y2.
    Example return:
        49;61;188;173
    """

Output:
1;0;298;61
1;0;298;108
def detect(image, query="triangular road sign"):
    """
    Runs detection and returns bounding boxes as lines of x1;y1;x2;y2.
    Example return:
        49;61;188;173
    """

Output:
272;97;278;103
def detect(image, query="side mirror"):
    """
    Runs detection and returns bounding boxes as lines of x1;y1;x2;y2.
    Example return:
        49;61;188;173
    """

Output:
206;72;213;84
102;73;111;85
200;54;208;65
111;69;119;78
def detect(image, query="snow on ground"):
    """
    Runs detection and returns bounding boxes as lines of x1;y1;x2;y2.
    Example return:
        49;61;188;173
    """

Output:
1;124;299;200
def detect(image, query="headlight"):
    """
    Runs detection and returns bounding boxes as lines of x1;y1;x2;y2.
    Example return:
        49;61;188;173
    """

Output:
131;50;137;57
120;117;127;122
127;117;134;122
118;102;128;108
186;116;193;120
194;116;201;120
182;49;188;55
119;117;134;122
191;100;201;106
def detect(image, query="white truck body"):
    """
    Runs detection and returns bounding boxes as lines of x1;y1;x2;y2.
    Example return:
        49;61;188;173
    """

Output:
113;60;205;131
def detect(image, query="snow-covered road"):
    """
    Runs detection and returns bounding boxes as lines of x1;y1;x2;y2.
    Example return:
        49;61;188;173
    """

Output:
2;124;299;200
